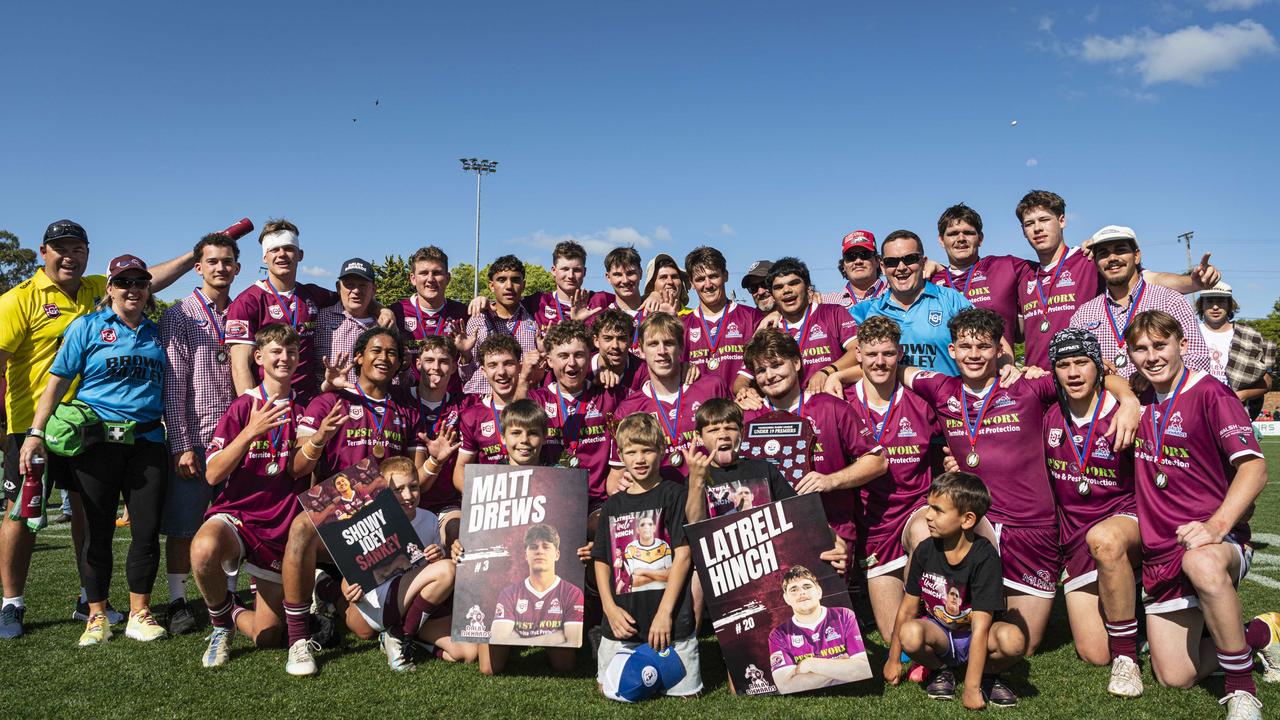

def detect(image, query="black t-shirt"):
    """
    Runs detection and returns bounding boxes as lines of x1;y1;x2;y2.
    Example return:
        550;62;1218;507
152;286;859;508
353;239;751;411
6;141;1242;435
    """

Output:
591;480;695;641
906;535;1004;633
703;458;797;518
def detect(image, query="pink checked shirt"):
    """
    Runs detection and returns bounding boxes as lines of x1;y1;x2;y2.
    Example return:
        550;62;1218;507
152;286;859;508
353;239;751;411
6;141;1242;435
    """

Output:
1068;281;1211;378
159;292;237;454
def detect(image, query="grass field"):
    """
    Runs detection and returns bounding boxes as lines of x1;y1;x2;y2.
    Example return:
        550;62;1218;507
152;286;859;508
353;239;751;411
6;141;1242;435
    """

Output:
3;441;1280;719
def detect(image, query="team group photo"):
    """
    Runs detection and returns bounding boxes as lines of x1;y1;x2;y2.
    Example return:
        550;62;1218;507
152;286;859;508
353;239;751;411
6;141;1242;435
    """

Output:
2;3;1279;719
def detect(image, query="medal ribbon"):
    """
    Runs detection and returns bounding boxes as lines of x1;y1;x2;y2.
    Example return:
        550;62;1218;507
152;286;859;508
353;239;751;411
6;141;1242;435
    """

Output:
697;305;729;360
943;264;977;298
193;289;226;345
412;297;448;338
961;381;998;455
1151;369;1190;473
1064;390;1107;472
554;386;583;453
646;382;684;451
354;383;388;448
263;279;298;329
489;398;507;454
766;389;806;420
631;308;645;348
257;385;289;461
857;381;899;446
782;303;814;355
1104;280;1147;352
1033;250;1070;327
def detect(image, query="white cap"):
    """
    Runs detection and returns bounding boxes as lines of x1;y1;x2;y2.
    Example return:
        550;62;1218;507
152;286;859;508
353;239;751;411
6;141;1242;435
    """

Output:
1084;225;1138;250
1200;281;1233;299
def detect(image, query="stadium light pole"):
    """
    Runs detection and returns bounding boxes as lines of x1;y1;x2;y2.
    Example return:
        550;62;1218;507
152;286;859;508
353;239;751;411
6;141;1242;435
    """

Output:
460;158;499;298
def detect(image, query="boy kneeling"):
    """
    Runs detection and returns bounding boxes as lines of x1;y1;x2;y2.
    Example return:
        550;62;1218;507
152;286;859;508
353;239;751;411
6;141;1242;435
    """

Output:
884;472;1026;709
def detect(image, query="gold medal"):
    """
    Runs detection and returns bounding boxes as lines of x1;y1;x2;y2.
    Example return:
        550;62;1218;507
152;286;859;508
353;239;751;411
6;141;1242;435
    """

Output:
668;451;684;468
566;454;580;468
372;442;385;459
706;356;720;371
965;451;980;467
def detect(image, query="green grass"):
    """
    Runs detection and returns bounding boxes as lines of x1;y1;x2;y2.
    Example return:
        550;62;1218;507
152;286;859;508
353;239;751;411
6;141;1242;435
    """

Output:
4;442;1280;719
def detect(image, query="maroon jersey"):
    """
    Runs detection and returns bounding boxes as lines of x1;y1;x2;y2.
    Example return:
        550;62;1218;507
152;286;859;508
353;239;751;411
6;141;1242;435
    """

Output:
757;303;857;385
400;387;472;510
225;280;336;400
682;302;761;386
1018;247;1101;369
529;382;623;504
744;392;878;542
1043;394;1136;554
492;577;586;639
297;388;426;480
458;396;508;465
591;353;648;394
609;374;729;484
768;606;866;674
1133;371;1264;564
522;290;614;330
930;255;1029;343
848;381;938;540
910;372;1058;526
205;391;307;550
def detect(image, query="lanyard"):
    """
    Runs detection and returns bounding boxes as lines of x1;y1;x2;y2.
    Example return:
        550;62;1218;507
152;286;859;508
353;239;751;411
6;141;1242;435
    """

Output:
1033;250;1070;322
264;280;298;328
857;381;898;445
354;383;387;442
489;398;506;454
646;382;684;448
962;381;998;452
766;390;806;419
554;385;583;451
943;264;977;297
631;308;645;348
257;385;290;458
193;289;226;345
697;306;729;354
1104;280;1147;350
782;303;814;353
412;297;448;337
1064;391;1106;471
1151;369;1190;469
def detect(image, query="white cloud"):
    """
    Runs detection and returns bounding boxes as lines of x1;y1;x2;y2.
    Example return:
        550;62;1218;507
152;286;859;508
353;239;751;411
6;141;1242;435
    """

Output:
1080;20;1278;85
1207;0;1266;11
523;226;659;256
1039;15;1055;32
1025;158;1039;168
716;223;736;237
298;265;332;278
1085;6;1101;23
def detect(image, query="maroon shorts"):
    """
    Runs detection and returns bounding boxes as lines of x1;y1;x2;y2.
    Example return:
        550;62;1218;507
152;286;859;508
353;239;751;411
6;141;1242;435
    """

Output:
209;513;286;583
993;523;1062;598
1142;535;1251;615
863;503;927;579
1062;513;1137;594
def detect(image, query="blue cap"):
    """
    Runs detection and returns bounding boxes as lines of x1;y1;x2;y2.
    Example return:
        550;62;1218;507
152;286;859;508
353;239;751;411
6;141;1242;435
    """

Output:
339;257;375;282
602;643;686;703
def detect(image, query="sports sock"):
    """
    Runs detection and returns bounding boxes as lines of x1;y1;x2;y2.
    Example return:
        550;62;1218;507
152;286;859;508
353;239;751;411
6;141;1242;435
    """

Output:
167;573;187;601
80;588;88;603
284;601;311;646
2;595;24;609
227;575;237;593
1244;618;1271;651
1104;618;1139;662
249;578;258;596
230;600;248;627
207;596;233;630
1217;646;1256;697
401;596;438;638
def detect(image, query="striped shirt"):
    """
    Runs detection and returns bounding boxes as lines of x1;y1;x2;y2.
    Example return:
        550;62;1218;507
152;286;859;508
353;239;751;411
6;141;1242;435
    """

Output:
462;306;539;395
312;304;377;388
1068;281;1211;378
160;292;236;454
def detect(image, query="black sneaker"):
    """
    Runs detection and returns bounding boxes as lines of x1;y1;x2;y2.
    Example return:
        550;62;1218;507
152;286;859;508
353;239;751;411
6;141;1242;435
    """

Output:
925;668;956;700
167;597;198;635
73;599;125;625
981;675;1018;707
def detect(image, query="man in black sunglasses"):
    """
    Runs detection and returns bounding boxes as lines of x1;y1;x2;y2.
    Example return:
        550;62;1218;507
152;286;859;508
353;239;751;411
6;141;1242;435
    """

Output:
0;219;201;640
821;230;886;310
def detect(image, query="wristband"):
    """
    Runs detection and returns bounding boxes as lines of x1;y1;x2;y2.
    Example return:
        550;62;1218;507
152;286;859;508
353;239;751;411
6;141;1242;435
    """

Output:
26;428;45;439
820;366;836;376
301;443;323;461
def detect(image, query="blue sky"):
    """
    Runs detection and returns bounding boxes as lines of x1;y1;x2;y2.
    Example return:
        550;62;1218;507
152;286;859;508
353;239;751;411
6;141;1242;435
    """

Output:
2;1;1278;315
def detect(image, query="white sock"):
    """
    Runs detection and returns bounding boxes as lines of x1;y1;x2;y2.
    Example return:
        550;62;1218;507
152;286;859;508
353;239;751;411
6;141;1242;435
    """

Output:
79;587;88;603
167;573;187;601
2;595;23;609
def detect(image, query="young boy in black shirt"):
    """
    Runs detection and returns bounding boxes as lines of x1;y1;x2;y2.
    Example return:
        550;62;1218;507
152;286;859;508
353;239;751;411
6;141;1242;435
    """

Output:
883;471;1027;709
593;413;700;698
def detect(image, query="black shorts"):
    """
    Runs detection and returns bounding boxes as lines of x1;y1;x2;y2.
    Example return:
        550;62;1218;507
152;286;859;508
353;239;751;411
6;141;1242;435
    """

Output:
3;433;77;505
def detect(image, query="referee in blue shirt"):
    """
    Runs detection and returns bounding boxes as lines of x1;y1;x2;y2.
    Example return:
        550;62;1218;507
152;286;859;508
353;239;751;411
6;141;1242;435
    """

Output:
21;254;169;645
848;230;1013;375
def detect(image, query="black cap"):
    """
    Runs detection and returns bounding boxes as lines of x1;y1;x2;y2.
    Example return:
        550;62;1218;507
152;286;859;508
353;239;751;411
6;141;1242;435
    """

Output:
43;219;88;245
338;258;375;282
740;260;773;289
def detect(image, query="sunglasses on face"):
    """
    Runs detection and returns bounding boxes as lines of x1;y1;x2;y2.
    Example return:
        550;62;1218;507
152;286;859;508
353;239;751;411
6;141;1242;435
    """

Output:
1093;245;1135;260
843;249;876;262
111;277;150;290
881;253;922;269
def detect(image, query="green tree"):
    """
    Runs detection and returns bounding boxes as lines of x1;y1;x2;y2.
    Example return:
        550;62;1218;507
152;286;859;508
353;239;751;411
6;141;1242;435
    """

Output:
145;298;175;325
446;262;556;303
0;230;39;293
373;254;413;308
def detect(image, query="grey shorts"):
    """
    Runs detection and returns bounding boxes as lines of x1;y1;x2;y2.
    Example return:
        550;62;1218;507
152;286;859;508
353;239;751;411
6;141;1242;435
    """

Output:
160;450;216;538
596;634;702;697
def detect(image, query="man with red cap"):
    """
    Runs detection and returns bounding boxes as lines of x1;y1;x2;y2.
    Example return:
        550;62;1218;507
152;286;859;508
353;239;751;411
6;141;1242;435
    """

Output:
821;230;886;309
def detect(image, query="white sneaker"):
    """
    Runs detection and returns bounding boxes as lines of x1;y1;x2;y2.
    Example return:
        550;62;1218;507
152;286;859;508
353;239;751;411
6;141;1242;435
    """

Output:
285;638;321;676
1220;690;1263;720
202;627;234;668
1106;655;1143;698
379;632;416;672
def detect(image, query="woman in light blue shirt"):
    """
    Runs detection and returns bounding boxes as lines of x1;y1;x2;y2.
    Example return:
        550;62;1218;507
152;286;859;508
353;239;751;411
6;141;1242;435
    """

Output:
21;254;168;646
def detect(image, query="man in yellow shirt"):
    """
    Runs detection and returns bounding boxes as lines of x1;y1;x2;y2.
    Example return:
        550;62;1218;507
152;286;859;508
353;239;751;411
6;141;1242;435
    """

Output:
0;219;198;639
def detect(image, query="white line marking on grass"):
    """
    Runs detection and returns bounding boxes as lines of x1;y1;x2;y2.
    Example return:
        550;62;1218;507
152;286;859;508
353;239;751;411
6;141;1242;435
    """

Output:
1246;574;1280;590
1253;533;1280;546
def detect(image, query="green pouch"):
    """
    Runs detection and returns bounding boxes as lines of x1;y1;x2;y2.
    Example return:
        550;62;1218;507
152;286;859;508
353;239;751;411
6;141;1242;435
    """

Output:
44;400;105;457
102;421;136;445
